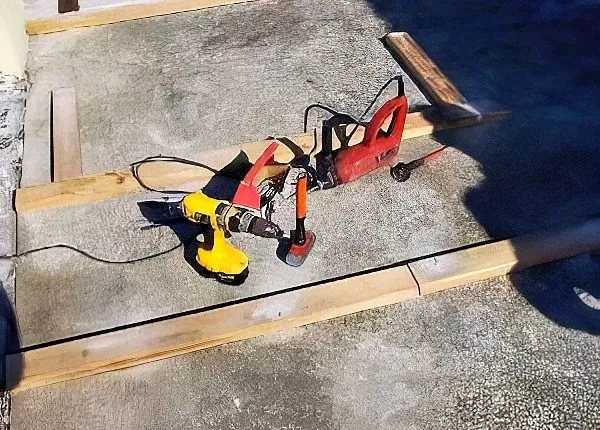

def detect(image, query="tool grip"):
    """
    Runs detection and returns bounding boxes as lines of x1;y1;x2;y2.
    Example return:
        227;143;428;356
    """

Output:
295;173;308;218
361;95;408;148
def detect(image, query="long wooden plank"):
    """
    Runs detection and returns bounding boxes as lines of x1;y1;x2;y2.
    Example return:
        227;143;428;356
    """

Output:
15;107;509;213
410;218;600;295
384;32;468;110
26;0;257;35
8;265;419;392
51;88;82;182
8;217;600;392
16;132;314;213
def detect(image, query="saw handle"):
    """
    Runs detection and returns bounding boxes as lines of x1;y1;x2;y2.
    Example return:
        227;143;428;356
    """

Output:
360;95;408;148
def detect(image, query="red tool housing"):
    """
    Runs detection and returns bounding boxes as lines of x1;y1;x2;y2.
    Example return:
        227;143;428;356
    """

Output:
334;94;408;184
231;141;279;210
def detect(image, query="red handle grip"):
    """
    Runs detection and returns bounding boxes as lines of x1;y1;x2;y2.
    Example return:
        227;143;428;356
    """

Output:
360;95;408;148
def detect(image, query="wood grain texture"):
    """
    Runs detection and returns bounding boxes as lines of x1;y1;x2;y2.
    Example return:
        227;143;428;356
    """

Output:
15;107;509;214
410;218;600;295
9;217;600;392
8;265;418;392
26;0;257;35
16;134;313;213
51;88;82;182
384;32;467;109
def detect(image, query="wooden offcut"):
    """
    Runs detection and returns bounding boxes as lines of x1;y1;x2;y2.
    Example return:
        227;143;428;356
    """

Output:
15;107;508;213
26;0;257;35
8;266;419;392
51;88;82;182
411;218;600;295
384;32;468;110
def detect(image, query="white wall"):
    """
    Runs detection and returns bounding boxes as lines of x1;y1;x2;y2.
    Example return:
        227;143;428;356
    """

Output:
0;0;27;77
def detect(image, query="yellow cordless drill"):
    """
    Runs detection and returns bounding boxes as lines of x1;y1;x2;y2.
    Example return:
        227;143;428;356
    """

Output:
140;192;283;284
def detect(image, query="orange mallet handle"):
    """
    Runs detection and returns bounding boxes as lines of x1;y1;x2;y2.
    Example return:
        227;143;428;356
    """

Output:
293;172;308;245
285;170;316;266
296;173;308;219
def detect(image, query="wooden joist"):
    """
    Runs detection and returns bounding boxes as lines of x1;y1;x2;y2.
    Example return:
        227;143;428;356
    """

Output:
26;0;257;35
384;32;469;113
8;218;600;393
8;266;419;392
51;88;82;182
411;218;600;295
16;106;509;214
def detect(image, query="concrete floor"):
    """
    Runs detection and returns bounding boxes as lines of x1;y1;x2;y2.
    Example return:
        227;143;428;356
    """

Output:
16;0;476;348
11;255;600;429
17;137;488;346
10;0;600;427
22;0;430;185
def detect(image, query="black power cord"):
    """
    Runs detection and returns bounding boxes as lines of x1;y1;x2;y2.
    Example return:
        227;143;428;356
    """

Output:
302;75;404;136
2;156;216;265
0;243;183;263
302;103;360;134
8;153;238;265
0;155;202;264
1;159;201;263
346;75;404;142
130;155;218;194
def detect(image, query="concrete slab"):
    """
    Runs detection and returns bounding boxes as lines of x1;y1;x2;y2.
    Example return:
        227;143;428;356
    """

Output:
11;0;600;427
11;255;600;429
22;0;430;186
16;137;488;346
365;0;600;239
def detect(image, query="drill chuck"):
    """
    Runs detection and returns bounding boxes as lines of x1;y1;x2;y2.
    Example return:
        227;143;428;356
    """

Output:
226;207;283;239
244;213;284;238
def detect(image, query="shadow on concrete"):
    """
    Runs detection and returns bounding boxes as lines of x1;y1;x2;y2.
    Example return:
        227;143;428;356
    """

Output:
137;199;219;280
513;253;600;333
369;0;600;333
0;284;22;391
202;151;252;202
136;153;266;285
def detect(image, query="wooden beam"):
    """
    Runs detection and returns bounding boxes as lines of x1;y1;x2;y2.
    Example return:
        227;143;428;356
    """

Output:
15;107;509;214
384;32;468;112
410;218;600;295
8;217;600;392
26;0;257;35
16;133;314;214
8;265;419;392
51;88;82;182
